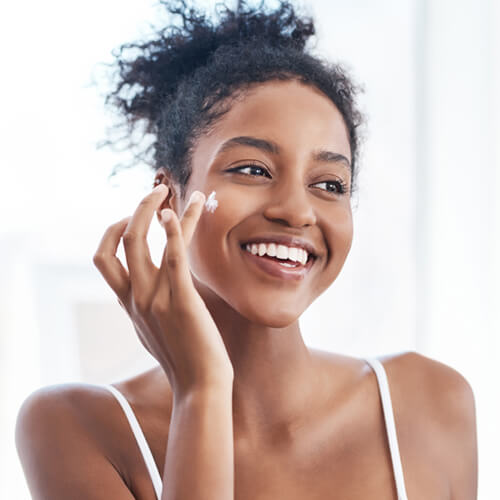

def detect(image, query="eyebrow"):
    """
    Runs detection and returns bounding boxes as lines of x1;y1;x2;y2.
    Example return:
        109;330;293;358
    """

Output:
216;135;351;170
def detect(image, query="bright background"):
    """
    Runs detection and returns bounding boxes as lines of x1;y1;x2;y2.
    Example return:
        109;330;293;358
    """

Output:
1;0;498;498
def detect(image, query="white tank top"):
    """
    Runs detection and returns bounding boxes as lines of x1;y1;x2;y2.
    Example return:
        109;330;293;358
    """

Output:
103;357;409;500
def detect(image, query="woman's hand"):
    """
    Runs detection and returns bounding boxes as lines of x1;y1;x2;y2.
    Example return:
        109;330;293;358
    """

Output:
93;184;234;397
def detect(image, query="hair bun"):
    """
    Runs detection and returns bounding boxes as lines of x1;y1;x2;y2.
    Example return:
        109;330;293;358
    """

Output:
107;0;314;127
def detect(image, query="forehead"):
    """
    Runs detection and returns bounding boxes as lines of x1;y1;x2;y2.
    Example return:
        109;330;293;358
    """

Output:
191;79;351;169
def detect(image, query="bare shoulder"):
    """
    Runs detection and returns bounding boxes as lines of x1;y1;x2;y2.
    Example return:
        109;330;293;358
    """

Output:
15;382;118;445
382;350;475;395
386;351;477;432
15;383;136;499
380;351;478;500
16;367;173;499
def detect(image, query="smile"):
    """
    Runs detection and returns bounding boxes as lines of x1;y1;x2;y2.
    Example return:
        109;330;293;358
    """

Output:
240;243;316;281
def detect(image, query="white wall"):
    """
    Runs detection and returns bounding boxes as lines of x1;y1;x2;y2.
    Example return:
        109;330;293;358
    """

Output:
416;0;500;496
1;0;497;498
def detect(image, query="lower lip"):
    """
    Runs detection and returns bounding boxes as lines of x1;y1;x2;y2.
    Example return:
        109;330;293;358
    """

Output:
240;247;315;281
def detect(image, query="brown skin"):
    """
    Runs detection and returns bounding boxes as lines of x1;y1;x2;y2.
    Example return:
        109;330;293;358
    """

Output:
15;80;478;499
160;79;355;437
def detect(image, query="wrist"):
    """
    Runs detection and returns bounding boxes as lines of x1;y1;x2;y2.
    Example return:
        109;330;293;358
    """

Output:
173;381;233;407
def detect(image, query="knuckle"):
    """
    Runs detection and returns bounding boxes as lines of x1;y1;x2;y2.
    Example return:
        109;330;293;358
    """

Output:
122;231;139;245
151;298;169;316
166;254;181;269
92;252;106;268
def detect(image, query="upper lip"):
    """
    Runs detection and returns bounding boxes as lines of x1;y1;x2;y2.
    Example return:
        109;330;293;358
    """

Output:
240;235;319;258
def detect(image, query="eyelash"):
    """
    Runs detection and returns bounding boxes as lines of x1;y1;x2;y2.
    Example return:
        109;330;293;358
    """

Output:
227;164;349;195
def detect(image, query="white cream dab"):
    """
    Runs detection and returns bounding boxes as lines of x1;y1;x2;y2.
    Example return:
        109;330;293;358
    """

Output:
204;190;218;213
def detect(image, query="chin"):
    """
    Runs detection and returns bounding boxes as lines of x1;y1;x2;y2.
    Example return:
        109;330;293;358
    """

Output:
237;301;306;328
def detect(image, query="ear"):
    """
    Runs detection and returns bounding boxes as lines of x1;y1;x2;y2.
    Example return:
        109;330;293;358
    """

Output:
153;168;180;222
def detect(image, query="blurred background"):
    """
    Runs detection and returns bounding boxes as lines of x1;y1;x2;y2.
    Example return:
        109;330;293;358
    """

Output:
1;0;498;497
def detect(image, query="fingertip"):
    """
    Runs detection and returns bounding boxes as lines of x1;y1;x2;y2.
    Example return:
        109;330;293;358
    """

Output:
118;216;132;227
193;190;205;203
153;183;168;194
185;190;205;212
161;209;172;224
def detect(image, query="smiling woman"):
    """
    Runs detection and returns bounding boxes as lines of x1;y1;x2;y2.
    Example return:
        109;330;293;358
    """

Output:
15;1;477;499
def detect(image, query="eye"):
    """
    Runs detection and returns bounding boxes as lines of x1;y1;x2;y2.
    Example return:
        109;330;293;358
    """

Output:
227;164;272;178
313;180;349;195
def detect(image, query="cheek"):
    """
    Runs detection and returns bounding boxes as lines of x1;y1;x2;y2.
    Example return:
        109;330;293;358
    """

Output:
335;207;353;256
186;190;245;278
318;205;353;285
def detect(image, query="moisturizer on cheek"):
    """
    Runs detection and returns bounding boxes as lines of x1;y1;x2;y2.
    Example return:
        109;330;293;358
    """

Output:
204;190;218;213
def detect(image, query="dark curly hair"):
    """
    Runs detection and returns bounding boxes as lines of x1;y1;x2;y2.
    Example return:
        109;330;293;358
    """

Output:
103;0;363;199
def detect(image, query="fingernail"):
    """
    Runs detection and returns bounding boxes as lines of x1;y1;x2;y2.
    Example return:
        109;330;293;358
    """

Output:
185;191;202;210
161;209;172;223
154;184;167;193
191;191;204;204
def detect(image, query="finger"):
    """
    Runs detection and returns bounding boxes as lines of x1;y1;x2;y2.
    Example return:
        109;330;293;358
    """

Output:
152;191;203;310
122;184;169;303
180;190;206;246
158;208;194;302
93;216;131;300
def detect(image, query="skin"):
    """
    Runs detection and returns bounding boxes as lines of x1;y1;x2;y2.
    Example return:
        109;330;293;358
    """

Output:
162;79;355;438
15;80;478;499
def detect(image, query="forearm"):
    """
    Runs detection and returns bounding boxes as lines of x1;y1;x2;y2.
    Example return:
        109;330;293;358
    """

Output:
161;384;234;500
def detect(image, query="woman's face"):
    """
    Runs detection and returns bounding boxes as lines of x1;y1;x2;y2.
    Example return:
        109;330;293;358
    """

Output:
176;79;353;327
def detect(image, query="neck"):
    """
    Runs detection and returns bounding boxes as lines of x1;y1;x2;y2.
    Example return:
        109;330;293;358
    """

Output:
193;276;325;444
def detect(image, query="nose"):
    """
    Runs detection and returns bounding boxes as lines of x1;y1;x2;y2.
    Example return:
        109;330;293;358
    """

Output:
262;179;317;227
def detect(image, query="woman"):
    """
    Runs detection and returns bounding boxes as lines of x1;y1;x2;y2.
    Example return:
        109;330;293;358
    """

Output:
16;1;478;499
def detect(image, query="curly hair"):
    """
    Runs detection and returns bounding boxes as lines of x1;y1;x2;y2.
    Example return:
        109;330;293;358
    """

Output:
103;0;363;199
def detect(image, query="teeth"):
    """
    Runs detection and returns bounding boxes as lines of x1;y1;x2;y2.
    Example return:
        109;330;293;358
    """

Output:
267;243;277;257
299;249;307;265
276;245;288;259
279;262;296;267
244;242;310;265
288;247;299;262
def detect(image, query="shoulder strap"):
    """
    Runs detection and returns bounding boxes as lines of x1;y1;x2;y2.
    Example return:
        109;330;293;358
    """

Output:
364;358;409;500
103;384;163;500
